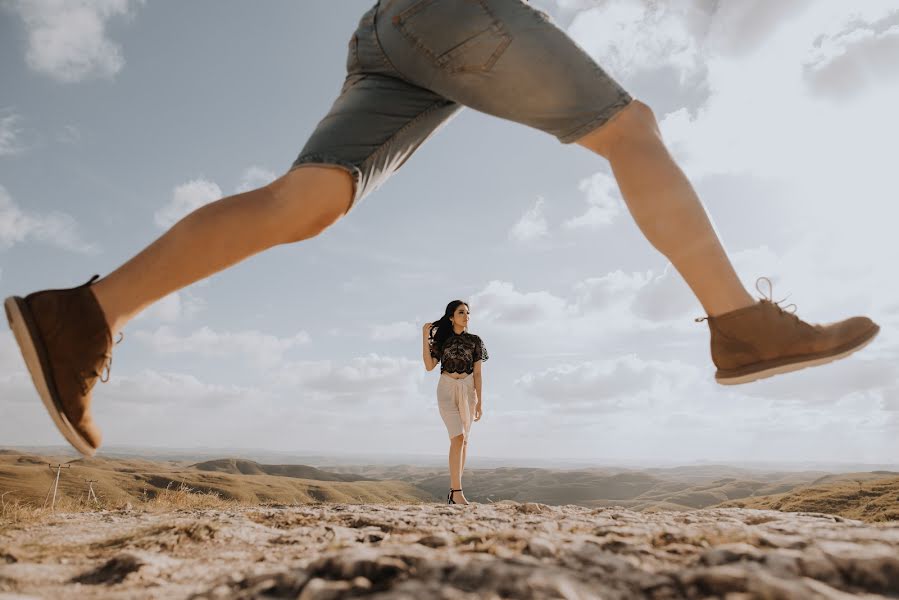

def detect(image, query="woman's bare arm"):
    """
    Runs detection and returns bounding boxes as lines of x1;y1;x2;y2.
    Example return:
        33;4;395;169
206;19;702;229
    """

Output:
422;323;437;371
473;359;483;420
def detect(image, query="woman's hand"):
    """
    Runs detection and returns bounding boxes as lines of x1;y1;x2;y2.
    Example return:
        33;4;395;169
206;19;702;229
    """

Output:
422;322;432;338
474;401;483;422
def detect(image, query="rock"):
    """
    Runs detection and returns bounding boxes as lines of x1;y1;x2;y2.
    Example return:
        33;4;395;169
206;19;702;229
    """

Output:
350;576;372;591
797;547;842;587
416;533;450;548
758;532;807;549
306;548;408;586
817;540;899;594
71;553;144;585
362;530;386;544
297;578;352;600
518;502;549;514
762;548;803;577
680;564;750;595
700;543;762;566
526;536;556;559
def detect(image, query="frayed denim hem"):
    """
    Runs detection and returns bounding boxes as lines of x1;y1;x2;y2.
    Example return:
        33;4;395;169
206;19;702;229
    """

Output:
558;94;636;144
289;154;364;213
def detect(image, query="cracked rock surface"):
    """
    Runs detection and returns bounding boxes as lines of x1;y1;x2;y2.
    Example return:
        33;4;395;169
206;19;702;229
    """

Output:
1;502;898;599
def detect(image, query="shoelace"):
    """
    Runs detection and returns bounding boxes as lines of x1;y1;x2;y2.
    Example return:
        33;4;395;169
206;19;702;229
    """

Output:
79;331;124;394
99;331;125;382
755;276;798;317
695;276;798;322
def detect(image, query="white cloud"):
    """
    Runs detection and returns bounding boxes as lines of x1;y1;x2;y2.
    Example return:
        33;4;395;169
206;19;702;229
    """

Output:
516;354;701;412
0;324;436;451
0;332;23;378
740;356;899;406
0;111;24;156
573;269;650;314
154;168;276;228
629;263;697;322
154;179;222;229
0;184;98;253
657;4;899;184
470;280;574;324
628;246;786;323
235;166;277;193
131;290;207;324
471;268;693;330
705;1;813;58
563;171;623;230
134;325;311;370
508;197;548;242
804;20;899;98
106;368;262;407
271;354;422;400
566;0;705;85
370;321;417;342
5;0;143;83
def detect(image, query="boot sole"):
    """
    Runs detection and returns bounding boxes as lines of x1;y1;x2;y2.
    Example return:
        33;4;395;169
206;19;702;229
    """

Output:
715;324;881;385
4;295;97;457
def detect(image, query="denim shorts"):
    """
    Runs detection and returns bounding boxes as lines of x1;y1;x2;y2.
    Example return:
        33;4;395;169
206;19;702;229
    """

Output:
291;0;634;213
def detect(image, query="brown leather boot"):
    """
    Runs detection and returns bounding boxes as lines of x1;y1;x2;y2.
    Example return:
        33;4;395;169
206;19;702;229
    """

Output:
4;275;122;456
697;277;879;385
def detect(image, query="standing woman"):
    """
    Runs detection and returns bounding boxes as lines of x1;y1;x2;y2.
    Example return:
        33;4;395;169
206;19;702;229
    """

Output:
422;300;489;505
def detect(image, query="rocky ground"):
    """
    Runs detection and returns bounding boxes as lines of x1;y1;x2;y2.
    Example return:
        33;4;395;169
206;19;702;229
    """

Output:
1;502;898;599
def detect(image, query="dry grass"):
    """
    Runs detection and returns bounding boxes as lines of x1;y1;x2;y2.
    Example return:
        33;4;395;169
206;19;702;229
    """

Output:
0;483;247;528
0;481;432;530
1;491;47;527
0;451;435;517
140;481;241;512
716;476;899;523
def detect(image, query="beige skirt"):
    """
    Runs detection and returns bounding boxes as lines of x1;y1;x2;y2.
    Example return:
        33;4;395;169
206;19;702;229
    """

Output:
437;372;477;440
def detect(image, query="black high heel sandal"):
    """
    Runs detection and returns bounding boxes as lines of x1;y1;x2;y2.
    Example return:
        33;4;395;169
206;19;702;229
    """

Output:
447;488;463;505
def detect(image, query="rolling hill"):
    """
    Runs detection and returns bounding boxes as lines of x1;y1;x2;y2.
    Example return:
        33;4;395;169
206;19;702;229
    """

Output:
2;450;896;522
715;472;899;522
0;451;431;507
190;458;373;482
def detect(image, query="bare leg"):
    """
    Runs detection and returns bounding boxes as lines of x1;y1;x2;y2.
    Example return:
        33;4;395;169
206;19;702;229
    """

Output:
448;434;469;504
91;166;354;334
576;100;755;317
460;437;467;476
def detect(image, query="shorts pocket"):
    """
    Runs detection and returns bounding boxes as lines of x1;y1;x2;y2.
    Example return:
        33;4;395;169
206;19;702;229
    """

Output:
392;0;512;73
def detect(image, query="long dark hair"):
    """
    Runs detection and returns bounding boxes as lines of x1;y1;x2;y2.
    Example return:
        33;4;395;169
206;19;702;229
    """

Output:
429;299;469;356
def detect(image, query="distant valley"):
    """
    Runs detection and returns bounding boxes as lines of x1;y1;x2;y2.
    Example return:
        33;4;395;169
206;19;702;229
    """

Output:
1;449;896;522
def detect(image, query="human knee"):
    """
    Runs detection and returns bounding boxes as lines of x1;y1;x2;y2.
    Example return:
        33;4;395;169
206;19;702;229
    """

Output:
577;99;660;157
266;167;354;242
622;100;659;136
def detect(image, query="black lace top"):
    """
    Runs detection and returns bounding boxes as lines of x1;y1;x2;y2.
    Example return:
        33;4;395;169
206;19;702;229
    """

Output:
430;331;489;375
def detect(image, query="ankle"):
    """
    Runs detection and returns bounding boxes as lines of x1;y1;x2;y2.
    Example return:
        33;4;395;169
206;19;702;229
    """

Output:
89;279;126;336
707;294;756;318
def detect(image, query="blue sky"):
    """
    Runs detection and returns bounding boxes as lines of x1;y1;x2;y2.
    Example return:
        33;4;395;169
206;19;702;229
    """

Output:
1;0;897;464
